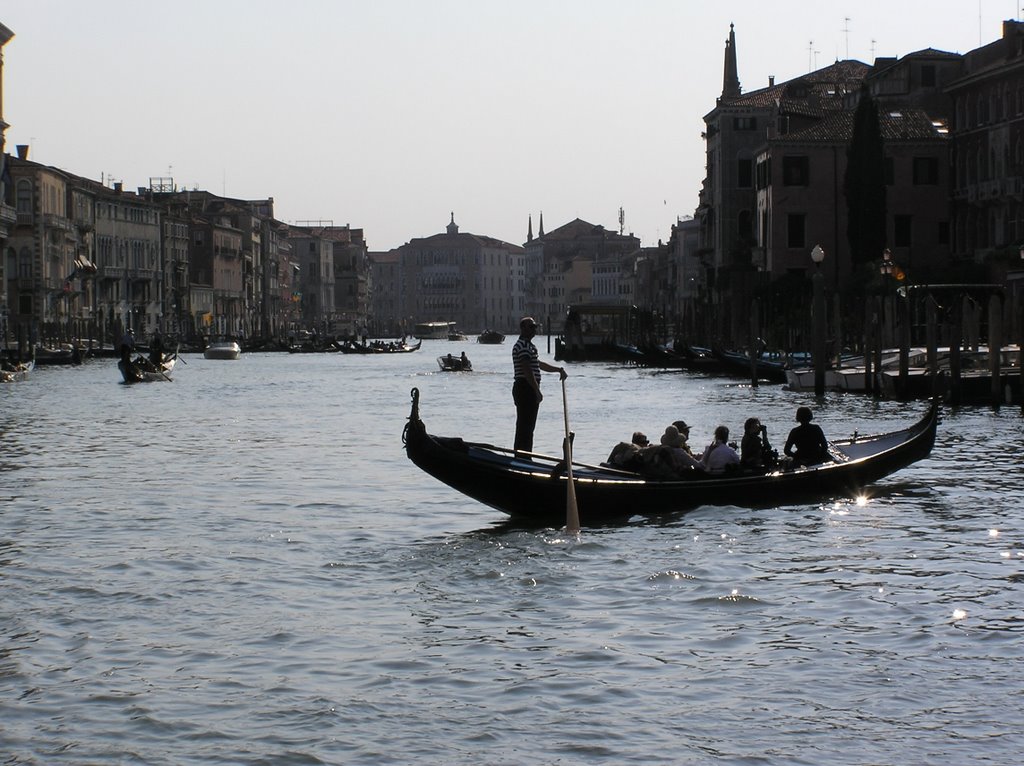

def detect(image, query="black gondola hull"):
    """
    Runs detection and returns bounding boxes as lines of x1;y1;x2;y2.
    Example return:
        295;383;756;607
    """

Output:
404;388;939;526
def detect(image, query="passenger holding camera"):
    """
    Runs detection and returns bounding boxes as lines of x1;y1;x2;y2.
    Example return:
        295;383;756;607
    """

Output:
741;417;775;471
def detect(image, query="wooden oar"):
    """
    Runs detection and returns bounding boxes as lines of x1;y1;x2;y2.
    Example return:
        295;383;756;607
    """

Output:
561;377;581;533
138;355;173;383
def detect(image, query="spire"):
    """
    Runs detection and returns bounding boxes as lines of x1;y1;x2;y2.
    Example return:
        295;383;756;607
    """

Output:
538;211;545;237
446;211;459;235
722;23;741;100
527;214;533;242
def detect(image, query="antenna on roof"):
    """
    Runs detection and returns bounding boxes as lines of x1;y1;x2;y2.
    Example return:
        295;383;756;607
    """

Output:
618;207;625;235
843;17;850;60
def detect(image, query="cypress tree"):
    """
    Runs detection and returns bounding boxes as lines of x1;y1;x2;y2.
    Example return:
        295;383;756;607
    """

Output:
844;87;887;266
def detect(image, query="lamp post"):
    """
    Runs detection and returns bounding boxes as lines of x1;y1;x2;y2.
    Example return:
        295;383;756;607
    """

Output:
811;245;826;397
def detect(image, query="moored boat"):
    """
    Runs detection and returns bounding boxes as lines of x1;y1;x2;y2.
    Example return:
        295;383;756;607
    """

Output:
403;387;939;526
713;348;789;383
33;344;83;366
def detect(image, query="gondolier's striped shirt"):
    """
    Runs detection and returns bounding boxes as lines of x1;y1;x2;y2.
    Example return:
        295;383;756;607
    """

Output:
512;337;541;384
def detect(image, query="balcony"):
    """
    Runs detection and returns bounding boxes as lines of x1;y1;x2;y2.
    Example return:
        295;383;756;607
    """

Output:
42;213;72;231
977;180;1002;200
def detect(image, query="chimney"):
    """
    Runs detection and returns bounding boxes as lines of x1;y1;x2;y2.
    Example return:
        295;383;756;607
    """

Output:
16;144;28;160
769;75;775;87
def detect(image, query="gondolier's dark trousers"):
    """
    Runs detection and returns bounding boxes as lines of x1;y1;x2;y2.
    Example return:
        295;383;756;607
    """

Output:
513;378;540;454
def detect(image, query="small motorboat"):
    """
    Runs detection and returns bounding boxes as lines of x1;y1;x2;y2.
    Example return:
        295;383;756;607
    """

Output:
204;340;242;360
437;354;472;372
477;330;505;344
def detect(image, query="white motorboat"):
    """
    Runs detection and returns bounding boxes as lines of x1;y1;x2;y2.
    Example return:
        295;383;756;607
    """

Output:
204;340;242;360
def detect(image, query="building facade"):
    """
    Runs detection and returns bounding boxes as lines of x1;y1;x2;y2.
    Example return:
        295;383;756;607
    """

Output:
395;215;524;334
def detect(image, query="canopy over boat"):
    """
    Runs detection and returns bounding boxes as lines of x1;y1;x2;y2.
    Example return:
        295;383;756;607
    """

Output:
403;388;939;526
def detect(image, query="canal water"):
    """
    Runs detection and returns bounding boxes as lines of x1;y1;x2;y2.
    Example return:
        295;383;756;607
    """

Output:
2;339;1023;765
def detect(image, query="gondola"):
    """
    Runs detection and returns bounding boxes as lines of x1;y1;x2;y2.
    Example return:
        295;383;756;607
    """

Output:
0;358;34;382
713;348;789;383
118;351;177;383
336;339;422;354
403;387;939;526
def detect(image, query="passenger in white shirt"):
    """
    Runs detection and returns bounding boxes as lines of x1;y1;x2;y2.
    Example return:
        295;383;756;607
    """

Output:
700;425;741;474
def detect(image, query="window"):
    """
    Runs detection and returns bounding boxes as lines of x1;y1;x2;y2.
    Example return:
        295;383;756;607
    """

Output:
16;179;32;216
787;214;806;248
920;65;936;88
782;156;809;186
18;246;32;279
913;157;939;185
894;215;912;247
737;159;753;188
755;159;771;189
733;117;757;131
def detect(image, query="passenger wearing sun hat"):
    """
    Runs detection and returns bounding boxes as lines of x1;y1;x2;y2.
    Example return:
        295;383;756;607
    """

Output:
660;425;703;472
671;419;694;455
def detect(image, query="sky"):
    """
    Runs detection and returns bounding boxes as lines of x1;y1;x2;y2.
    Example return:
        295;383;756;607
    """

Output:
0;1;1016;251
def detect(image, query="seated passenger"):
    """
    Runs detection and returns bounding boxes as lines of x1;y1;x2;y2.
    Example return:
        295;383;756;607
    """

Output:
700;425;741;474
606;430;650;470
740;417;774;470
671;419;695;456
658;425;703;474
783;406;831;468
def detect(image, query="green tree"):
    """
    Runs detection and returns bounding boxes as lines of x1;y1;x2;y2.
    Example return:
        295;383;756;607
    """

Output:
844;87;887;267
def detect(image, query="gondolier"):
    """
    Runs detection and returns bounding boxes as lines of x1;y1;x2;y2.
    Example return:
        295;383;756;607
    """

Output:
512;316;566;455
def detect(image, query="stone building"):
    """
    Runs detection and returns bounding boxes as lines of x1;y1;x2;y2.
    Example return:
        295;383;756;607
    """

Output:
0;22;16;346
696;23;973;346
368;248;401;337
396;214;524;334
755;108;951;288
947;20;1024;264
298;223;369;337
523;216;640;328
284;225;335;336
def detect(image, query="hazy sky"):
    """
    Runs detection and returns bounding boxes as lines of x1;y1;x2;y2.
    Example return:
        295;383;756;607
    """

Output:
0;1;1013;251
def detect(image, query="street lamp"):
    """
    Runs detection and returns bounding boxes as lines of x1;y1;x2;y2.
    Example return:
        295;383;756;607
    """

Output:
811;245;826;396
